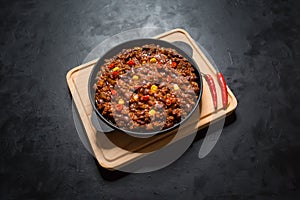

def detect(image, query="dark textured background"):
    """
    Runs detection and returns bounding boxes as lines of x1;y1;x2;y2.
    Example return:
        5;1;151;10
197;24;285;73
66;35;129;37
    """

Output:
1;0;300;199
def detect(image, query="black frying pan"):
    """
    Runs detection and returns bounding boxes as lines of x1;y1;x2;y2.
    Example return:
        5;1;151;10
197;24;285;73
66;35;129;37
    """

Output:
88;38;203;137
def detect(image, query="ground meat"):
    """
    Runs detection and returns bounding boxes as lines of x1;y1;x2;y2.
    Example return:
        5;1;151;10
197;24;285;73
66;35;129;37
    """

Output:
94;44;200;133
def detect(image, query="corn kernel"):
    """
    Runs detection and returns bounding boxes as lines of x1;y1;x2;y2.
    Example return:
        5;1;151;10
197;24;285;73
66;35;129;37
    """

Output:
133;94;139;101
150;58;157;63
118;99;125;105
149;109;156;115
151;85;158;92
142;60;146;64
112;67;119;71
173;84;180;91
132;75;139;80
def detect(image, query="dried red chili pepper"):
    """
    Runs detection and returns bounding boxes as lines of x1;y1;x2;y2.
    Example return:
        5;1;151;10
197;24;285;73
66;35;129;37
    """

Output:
112;71;119;78
141;95;150;101
165;98;172;106
108;63;115;69
217;72;228;109
171;61;177;68
127;60;135;66
203;74;217;110
157;62;163;69
111;89;117;96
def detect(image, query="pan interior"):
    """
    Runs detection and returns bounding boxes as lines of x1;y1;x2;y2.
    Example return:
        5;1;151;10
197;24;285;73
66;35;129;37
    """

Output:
88;38;203;136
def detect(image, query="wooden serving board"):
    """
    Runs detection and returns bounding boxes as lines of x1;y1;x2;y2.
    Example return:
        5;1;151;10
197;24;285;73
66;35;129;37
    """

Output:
66;29;238;169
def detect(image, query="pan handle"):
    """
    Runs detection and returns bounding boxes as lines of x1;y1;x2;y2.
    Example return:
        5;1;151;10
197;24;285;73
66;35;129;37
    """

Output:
171;41;193;57
91;111;114;133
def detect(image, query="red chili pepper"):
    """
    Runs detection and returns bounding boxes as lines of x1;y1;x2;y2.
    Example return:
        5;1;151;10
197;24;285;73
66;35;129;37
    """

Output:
108;63;115;69
111;89;117;95
171;62;177;68
115;104;123;111
165;98;172;106
217;72;228;109
142;95;150;101
203;74;217;110
157;62;163;69
127;60;135;66
112;71;119;78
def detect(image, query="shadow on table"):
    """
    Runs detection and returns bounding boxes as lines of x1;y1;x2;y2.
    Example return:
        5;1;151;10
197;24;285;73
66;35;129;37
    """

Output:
96;111;237;181
94;159;129;181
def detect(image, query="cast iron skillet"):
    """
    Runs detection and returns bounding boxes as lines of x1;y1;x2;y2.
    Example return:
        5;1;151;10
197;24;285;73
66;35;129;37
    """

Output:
88;38;203;137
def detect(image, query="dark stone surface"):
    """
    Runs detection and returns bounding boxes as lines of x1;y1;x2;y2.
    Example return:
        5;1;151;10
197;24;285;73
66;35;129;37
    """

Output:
0;0;300;199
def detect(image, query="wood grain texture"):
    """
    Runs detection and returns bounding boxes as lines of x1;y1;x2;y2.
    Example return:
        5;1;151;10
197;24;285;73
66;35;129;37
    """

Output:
66;29;238;169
